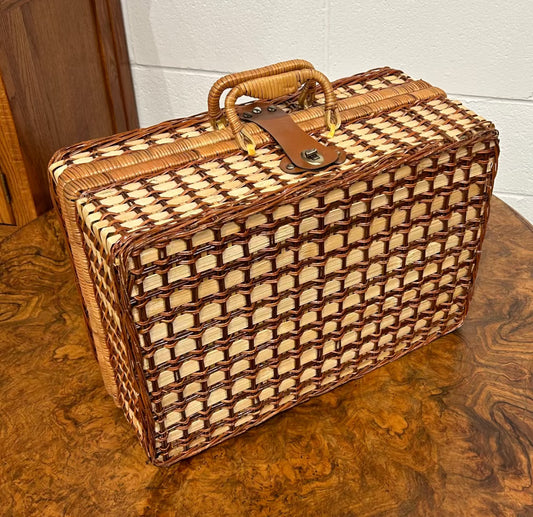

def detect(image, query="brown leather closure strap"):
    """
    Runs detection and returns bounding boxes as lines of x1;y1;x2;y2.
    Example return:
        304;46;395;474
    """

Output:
207;59;317;129
238;103;344;171
225;69;341;153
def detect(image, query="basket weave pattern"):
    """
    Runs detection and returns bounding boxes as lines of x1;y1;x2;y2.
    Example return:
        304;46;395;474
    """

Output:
50;66;498;465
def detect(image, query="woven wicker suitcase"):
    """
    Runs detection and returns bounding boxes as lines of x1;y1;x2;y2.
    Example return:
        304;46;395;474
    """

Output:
49;60;499;466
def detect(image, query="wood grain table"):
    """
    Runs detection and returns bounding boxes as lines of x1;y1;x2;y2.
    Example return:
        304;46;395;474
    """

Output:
0;197;532;517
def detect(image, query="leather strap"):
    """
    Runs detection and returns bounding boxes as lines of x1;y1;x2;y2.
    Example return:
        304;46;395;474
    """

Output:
238;103;344;171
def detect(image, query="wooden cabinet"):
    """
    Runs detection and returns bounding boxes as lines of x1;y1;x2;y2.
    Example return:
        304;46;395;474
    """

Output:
0;0;138;236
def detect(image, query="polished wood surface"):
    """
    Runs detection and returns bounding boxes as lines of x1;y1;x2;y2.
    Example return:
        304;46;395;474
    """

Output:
0;0;138;228
0;197;531;516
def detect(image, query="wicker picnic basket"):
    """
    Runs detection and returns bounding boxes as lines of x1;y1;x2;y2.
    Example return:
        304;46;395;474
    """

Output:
49;60;499;466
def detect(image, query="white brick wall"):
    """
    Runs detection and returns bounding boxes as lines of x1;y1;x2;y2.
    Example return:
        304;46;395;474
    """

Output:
121;0;533;222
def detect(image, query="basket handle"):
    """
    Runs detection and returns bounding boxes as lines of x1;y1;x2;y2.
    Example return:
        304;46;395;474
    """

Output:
207;59;317;129
224;68;340;154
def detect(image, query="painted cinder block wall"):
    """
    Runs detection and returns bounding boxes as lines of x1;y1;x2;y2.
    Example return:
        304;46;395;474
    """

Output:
120;0;533;222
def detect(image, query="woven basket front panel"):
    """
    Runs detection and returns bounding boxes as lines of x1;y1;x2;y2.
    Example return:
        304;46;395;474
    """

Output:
117;141;495;464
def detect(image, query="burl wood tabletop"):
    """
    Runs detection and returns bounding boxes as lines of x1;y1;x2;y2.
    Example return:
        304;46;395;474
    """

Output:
0;197;531;517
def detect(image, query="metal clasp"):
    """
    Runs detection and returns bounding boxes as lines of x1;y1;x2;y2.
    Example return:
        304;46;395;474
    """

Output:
301;148;324;166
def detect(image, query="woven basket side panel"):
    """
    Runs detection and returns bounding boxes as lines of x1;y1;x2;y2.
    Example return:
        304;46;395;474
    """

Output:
124;141;497;463
76;213;149;445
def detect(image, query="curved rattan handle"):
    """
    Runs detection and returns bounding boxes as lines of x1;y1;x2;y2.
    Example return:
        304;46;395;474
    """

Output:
208;59;317;129
224;68;340;154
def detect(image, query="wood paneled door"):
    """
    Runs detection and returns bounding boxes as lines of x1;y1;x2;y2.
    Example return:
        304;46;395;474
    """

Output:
0;0;138;237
